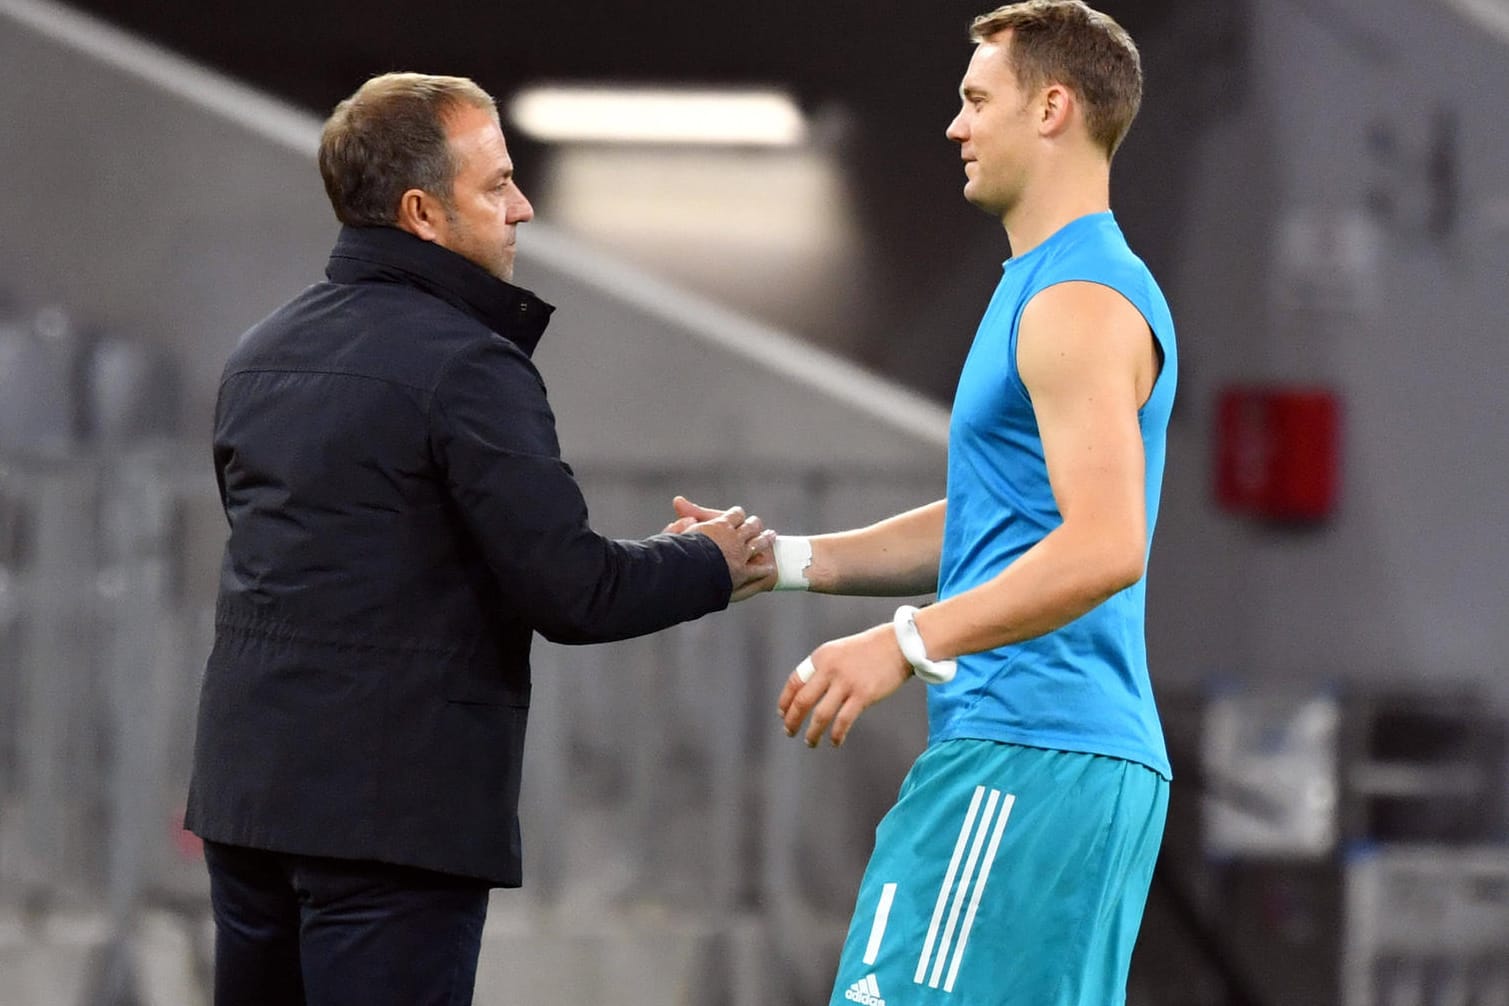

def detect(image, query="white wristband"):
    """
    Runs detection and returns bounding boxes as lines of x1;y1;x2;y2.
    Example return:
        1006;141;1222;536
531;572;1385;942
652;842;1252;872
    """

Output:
892;605;957;685
771;536;813;591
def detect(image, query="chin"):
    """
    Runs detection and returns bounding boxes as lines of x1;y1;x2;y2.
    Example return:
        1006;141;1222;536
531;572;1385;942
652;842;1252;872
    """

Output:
962;184;1007;218
481;257;512;282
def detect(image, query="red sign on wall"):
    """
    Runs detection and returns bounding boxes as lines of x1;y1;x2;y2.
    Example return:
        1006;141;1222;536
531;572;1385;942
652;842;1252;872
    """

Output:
1215;386;1342;522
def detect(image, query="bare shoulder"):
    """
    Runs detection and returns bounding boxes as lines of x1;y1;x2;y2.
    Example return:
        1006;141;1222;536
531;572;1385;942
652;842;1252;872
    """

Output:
1018;281;1155;399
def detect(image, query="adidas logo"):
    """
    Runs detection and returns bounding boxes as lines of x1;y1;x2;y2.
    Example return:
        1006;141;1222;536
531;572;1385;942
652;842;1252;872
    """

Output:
844;973;885;1006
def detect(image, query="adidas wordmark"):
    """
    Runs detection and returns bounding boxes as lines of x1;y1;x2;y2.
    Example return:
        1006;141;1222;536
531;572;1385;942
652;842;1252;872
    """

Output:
844;973;885;1006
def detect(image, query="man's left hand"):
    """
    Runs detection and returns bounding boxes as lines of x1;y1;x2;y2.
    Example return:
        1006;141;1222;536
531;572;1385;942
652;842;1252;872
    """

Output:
778;623;912;747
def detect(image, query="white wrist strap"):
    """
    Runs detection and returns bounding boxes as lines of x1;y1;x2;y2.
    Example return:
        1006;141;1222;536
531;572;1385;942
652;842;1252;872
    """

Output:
772;536;813;591
893;605;957;685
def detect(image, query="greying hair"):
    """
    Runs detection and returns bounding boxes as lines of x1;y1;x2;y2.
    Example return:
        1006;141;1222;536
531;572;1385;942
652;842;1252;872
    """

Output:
970;1;1142;158
318;72;498;227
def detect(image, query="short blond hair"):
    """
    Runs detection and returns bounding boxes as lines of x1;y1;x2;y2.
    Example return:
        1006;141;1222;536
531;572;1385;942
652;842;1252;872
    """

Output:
318;72;498;227
970;1;1142;158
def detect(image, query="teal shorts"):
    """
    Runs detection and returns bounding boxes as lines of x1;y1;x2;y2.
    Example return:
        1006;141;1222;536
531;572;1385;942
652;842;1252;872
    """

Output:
827;739;1168;1006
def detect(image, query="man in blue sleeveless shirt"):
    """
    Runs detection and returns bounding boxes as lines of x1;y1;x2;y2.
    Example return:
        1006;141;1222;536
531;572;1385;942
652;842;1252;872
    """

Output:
678;2;1174;1002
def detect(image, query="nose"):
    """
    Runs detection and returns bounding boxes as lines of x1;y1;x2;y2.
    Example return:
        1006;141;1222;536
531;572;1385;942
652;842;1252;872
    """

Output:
946;111;967;144
509;187;534;225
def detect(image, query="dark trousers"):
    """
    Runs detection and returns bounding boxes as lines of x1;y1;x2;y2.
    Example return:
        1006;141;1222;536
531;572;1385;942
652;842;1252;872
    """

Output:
203;840;490;1006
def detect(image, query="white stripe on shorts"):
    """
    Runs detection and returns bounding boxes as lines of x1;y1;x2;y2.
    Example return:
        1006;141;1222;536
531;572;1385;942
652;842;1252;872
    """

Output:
863;882;898;966
914;785;986;985
929;788;1001;988
944;792;1014;992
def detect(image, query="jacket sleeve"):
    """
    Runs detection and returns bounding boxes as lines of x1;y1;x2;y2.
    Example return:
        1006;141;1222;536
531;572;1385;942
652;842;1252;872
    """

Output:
429;334;731;644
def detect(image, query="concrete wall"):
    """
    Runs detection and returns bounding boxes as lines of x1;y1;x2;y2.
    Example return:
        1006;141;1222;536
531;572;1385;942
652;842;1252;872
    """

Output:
1146;0;1509;701
0;5;946;1000
0;0;947;473
2;0;1506;778
4;0;1509;998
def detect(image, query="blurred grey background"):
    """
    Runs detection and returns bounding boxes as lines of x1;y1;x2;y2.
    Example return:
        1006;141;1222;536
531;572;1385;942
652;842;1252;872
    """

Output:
2;0;1508;1003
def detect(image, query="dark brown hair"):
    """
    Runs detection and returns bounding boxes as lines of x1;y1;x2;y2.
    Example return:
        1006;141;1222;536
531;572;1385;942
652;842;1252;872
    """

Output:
970;1;1142;158
318;73;497;226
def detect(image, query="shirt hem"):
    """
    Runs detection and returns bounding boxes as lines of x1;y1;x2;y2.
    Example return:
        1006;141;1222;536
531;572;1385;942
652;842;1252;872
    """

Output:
926;723;1173;781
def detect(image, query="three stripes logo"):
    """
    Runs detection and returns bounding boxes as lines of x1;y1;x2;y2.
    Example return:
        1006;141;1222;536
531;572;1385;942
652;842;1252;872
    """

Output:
844;973;885;1006
913;785;1015;994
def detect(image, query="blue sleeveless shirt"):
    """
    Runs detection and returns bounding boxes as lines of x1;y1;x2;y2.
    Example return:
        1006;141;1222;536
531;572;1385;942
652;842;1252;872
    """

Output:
932;211;1176;779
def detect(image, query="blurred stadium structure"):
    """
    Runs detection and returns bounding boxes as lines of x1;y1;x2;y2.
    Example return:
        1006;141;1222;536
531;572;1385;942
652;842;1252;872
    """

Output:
0;3;947;1003
3;0;1509;1003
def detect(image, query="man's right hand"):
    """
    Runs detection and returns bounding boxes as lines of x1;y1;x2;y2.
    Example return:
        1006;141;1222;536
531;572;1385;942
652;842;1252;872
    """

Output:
673;498;777;602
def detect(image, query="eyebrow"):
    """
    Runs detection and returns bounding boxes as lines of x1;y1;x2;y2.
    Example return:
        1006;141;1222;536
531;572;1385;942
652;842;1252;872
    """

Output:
960;85;989;100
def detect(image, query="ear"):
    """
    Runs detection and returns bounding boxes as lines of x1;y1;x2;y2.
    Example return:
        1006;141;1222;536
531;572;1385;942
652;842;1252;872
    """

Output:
1038;83;1074;138
394;187;447;242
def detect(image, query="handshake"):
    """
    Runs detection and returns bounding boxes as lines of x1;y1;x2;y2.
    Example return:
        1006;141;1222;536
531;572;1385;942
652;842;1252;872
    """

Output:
658;493;949;748
661;495;786;603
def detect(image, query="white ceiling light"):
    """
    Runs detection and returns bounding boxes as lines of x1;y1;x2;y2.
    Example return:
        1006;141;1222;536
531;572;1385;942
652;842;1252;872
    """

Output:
507;85;808;147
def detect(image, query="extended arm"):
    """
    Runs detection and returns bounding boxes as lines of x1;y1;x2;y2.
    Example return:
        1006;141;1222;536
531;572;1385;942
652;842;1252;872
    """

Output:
802;500;946;596
437;339;772;644
671;496;946;598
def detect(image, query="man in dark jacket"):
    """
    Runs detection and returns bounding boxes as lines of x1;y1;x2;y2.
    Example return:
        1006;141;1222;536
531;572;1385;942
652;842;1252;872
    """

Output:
184;72;775;1006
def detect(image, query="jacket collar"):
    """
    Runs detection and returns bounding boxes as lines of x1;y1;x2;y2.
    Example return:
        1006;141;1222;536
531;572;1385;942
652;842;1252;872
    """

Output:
325;225;555;357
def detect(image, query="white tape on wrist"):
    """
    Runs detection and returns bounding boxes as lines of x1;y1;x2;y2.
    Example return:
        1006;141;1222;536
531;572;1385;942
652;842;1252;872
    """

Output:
772;536;813;591
892;605;957;685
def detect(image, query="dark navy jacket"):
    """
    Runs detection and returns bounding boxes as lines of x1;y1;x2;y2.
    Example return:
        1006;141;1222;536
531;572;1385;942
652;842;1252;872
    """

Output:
185;225;730;885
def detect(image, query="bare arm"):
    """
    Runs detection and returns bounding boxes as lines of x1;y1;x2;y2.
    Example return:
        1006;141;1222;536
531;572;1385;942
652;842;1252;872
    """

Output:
670;496;946;598
780;280;1160;745
804;499;946;596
